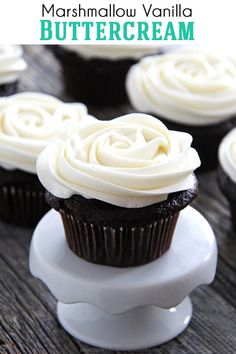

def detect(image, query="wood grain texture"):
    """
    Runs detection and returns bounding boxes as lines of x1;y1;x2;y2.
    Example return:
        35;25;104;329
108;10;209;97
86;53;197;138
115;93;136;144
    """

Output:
0;45;235;354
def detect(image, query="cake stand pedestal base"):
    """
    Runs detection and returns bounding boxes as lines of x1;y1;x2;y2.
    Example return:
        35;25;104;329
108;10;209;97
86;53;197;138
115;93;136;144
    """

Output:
57;298;192;350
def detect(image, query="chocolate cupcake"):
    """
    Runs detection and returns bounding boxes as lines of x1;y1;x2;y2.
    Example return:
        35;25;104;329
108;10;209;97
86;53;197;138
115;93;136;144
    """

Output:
0;92;90;226
126;49;236;171
0;45;27;96
218;128;236;232
37;113;200;267
53;45;161;107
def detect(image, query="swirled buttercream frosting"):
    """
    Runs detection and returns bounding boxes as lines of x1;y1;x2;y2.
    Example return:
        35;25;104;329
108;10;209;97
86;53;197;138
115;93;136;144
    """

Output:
37;113;201;208
0;45;27;85
62;45;161;60
219;128;236;183
0;92;90;173
126;49;236;126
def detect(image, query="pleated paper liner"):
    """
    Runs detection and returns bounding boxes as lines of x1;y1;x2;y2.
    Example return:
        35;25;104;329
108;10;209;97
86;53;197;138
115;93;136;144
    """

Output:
0;82;18;96
218;166;236;233
229;203;236;232
0;183;50;227
60;209;180;267
53;46;133;107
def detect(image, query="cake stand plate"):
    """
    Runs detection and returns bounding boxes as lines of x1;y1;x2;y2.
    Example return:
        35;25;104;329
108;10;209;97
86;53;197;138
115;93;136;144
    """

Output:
30;207;217;350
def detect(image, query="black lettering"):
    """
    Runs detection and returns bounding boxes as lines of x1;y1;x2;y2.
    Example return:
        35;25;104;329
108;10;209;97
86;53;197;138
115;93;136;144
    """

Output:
42;4;54;17
142;4;152;17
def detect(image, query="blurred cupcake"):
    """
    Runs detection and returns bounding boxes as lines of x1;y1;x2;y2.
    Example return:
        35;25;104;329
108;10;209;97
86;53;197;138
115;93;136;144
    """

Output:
218;128;236;232
126;49;236;170
0;92;90;226
0;45;27;96
53;45;161;107
37;113;200;267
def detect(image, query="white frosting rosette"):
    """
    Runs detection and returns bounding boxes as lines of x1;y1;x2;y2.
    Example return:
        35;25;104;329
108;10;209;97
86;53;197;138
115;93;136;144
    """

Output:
62;45;161;60
126;49;236;126
37;113;200;208
0;45;27;85
219;128;236;183
0;92;91;173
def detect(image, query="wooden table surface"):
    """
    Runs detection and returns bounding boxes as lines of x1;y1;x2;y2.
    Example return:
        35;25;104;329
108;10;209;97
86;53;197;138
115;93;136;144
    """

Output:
0;45;236;354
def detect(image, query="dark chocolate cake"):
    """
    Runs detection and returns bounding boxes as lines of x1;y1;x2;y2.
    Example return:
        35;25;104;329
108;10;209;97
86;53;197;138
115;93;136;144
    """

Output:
46;177;199;267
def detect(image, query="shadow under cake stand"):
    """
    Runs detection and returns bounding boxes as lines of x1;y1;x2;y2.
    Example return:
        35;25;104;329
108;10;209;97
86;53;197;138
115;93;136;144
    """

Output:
29;206;217;351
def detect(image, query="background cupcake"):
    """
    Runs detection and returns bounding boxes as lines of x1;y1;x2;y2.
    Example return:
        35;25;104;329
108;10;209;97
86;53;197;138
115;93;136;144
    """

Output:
53;45;162;107
218;128;236;232
126;49;236;170
0;45;27;96
0;92;90;226
37;113;200;267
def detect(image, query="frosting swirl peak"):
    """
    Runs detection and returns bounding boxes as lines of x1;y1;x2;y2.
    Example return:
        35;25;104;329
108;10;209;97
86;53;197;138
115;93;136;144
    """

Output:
0;92;90;173
0;45;27;85
126;49;236;126
37;113;201;208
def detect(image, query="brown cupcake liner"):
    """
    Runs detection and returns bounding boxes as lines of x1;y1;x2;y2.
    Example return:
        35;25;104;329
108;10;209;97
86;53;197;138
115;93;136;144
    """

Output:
0;183;49;227
59;209;180;267
229;203;236;232
53;46;134;106
217;167;236;232
0;82;18;96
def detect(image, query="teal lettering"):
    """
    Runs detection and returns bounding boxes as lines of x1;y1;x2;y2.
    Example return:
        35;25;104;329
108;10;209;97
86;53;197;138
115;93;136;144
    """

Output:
40;20;52;40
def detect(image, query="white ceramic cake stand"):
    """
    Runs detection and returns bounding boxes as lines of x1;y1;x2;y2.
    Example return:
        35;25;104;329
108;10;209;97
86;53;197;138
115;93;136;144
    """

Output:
29;206;217;351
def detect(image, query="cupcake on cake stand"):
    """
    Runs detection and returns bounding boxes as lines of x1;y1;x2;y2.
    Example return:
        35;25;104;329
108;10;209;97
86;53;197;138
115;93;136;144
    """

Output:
29;206;217;350
30;113;217;349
